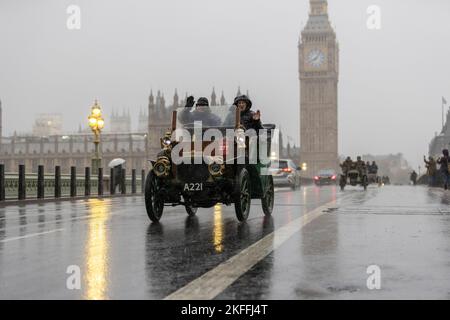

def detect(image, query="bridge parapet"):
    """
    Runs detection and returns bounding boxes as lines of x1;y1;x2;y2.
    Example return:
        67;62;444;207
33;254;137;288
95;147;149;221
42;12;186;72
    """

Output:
0;164;144;202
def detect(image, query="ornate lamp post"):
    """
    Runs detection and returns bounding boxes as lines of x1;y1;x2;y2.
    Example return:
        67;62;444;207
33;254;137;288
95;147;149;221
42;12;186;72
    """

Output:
88;100;105;174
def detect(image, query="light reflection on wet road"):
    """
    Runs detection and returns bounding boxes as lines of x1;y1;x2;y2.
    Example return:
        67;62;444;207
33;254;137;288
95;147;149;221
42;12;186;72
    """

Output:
85;199;110;300
0;185;449;299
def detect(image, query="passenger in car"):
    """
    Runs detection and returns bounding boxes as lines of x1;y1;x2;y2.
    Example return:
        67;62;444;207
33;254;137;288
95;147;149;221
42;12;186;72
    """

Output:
223;95;263;130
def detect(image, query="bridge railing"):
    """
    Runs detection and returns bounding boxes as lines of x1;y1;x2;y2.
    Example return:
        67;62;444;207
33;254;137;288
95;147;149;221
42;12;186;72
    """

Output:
0;164;146;202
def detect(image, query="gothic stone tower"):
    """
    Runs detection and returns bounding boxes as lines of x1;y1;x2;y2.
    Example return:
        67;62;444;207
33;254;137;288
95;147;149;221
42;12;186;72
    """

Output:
299;0;339;177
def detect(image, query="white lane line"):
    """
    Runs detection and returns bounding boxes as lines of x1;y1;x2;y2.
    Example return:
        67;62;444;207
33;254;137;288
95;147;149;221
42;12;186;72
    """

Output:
164;199;337;300
0;228;65;243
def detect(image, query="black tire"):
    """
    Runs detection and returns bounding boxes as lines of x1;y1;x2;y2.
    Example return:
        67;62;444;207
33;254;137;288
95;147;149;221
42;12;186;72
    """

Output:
185;205;198;217
234;168;251;222
339;176;345;191
262;175;274;216
144;171;164;222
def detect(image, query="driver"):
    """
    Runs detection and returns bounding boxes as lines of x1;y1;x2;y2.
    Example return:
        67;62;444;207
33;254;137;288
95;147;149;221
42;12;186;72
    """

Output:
340;156;353;175
178;96;222;127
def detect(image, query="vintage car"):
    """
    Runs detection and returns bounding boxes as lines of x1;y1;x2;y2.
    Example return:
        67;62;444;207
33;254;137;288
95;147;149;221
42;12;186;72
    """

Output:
144;105;276;222
367;172;381;186
339;162;368;191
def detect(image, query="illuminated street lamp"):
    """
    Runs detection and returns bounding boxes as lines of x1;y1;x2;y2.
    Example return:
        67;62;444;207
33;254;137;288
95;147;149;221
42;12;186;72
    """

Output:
88;100;105;174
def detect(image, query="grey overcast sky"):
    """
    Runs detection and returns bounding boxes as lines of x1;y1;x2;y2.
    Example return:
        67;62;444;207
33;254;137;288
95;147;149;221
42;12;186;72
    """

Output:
1;0;449;169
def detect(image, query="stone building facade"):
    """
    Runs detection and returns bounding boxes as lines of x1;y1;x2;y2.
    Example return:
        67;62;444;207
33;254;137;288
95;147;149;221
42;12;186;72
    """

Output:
429;108;450;158
110;109;131;133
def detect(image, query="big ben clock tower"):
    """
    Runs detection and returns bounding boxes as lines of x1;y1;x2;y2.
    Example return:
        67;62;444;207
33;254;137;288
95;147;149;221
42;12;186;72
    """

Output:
299;0;339;177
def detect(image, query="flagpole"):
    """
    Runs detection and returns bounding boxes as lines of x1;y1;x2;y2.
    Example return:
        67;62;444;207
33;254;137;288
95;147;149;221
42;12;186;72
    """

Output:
444;97;448;130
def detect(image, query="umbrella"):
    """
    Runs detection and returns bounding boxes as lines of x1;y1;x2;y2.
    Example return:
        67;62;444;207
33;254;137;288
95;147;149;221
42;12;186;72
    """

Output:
108;158;126;168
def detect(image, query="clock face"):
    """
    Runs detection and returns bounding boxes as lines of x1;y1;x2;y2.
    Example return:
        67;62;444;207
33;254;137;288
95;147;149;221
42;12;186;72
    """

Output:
306;49;325;68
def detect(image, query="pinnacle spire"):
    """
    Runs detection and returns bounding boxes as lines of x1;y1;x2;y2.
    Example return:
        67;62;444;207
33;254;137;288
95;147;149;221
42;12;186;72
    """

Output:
220;90;226;106
211;87;217;106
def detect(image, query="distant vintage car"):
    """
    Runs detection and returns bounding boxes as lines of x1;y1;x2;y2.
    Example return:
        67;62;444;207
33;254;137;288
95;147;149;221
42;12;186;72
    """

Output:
144;105;276;222
367;173;381;186
268;159;301;190
314;169;337;186
339;162;368;191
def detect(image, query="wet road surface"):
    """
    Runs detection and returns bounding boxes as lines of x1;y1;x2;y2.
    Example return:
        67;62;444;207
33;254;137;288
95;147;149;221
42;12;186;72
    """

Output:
0;185;449;299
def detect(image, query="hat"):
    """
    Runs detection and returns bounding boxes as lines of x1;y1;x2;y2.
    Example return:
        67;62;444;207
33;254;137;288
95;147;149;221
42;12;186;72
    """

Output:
233;95;252;110
196;97;209;106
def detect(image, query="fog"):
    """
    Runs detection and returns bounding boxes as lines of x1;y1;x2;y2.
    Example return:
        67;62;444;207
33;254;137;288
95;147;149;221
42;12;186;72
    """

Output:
1;0;449;170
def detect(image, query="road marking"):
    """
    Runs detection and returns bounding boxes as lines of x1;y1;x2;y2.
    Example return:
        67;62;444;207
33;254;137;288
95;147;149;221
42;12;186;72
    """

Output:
0;228;65;243
164;199;337;300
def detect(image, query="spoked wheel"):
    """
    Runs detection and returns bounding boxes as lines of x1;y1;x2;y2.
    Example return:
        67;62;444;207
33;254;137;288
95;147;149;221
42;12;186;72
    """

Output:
234;168;251;222
339;176;346;191
185;205;198;217
261;175;274;216
145;171;164;222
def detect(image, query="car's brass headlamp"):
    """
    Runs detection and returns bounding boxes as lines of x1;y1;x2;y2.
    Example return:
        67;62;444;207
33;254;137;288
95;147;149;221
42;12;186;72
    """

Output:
161;131;173;149
154;156;171;177
208;162;225;177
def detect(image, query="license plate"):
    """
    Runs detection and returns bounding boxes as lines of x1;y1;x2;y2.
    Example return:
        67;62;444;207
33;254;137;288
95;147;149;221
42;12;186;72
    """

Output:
184;183;203;191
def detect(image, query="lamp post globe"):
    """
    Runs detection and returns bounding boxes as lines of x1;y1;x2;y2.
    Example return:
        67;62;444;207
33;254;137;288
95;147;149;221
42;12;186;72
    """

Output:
88;100;104;174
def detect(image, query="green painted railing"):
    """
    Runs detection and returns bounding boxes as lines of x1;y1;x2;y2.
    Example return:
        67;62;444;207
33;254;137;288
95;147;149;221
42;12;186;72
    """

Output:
3;174;142;200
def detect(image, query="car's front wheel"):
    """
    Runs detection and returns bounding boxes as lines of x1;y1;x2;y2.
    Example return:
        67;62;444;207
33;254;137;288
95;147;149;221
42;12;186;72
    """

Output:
185;205;198;217
363;176;368;190
145;171;164;222
234;168;251;221
339;175;346;191
262;175;274;216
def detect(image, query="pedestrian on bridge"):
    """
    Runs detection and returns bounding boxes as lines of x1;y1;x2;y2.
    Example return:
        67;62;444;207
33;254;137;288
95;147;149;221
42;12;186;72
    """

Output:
423;155;437;187
437;149;450;190
410;171;418;186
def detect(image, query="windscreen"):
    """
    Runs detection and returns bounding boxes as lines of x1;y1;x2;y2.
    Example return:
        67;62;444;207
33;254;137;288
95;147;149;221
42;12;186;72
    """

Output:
318;169;335;176
175;105;237;130
270;160;288;169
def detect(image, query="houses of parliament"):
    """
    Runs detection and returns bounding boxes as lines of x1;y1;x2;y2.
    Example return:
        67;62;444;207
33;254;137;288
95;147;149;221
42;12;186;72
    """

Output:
0;89;238;174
